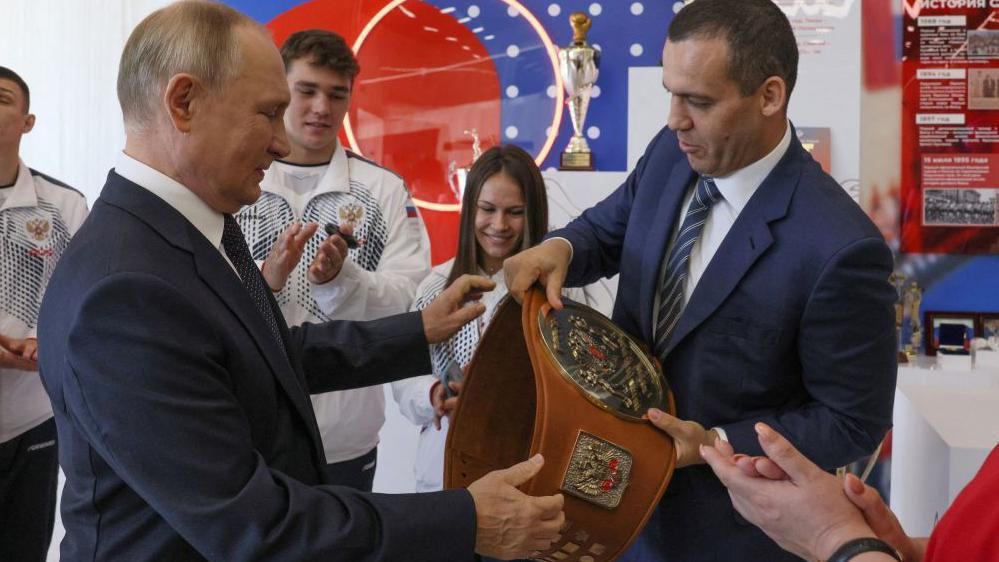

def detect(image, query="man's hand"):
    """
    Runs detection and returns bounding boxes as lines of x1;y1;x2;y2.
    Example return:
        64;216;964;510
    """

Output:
421;274;495;344
0;334;39;371
646;408;719;468
468;454;565;560
261;222;319;291
503;239;571;309
843;473;927;562
701;423;882;562
308;223;352;285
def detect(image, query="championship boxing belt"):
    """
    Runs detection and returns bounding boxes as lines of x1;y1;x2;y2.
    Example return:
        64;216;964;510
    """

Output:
444;287;676;562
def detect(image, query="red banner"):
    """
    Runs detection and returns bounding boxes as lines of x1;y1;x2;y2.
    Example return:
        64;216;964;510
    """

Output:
901;4;999;253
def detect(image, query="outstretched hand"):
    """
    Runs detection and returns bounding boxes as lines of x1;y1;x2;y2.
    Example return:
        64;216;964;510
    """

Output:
502;239;571;309
468;454;565;559
645;408;718;468
421;274;495;344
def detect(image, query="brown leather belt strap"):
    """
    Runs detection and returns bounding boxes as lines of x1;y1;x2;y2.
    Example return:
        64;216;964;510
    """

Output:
446;288;677;561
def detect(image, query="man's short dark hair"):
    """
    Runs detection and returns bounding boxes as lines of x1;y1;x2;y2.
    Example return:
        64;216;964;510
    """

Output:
281;30;360;83
0;66;30;113
669;0;798;104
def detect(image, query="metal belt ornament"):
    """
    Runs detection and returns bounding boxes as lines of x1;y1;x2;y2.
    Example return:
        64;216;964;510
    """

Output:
537;300;669;513
538;301;668;421
561;431;633;510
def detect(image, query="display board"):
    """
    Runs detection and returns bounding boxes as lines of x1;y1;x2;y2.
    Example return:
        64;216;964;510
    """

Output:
901;2;999;254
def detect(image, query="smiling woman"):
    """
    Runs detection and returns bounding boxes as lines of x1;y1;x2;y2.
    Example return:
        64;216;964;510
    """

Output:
474;171;527;275
447;144;549;285
391;144;592;494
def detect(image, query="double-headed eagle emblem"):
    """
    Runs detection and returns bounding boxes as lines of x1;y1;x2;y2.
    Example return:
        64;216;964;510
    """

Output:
26;219;50;241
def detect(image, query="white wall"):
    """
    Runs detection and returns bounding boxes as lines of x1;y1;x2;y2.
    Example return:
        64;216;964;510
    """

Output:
3;5;181;559
0;0;172;203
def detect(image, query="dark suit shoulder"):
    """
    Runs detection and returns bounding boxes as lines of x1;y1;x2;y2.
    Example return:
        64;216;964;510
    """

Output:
787;155;884;245
621;126;692;205
52;198;200;300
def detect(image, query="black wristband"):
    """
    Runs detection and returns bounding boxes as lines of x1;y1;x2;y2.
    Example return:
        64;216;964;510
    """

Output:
827;537;902;562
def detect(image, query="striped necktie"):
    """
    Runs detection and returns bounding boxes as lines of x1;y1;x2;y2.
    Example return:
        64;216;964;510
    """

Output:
653;176;723;359
221;213;286;354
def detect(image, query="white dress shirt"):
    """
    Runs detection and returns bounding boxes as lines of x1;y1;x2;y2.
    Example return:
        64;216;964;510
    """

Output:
114;152;236;272
654;122;792;325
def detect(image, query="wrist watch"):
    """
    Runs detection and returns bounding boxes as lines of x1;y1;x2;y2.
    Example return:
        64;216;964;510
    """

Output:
826;537;903;562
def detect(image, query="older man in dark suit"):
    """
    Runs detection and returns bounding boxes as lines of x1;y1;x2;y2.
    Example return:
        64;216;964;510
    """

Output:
37;2;563;561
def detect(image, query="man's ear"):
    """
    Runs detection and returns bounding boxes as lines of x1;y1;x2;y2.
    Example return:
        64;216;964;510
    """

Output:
759;76;787;118
22;113;35;134
163;73;199;134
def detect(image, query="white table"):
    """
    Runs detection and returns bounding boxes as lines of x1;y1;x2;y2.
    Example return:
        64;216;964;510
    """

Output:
890;358;999;536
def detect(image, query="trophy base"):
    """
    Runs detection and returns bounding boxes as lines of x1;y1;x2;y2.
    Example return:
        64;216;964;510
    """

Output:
560;151;594;171
897;351;909;364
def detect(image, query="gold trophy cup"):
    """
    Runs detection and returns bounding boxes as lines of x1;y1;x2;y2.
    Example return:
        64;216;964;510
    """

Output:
558;12;600;170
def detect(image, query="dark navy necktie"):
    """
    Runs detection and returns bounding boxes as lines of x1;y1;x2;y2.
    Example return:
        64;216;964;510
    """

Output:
221;214;286;353
653;176;723;359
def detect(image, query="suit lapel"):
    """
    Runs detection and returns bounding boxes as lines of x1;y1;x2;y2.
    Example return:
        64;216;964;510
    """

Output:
639;162;696;343
101;173;324;456
191;241;311;402
191;222;327;464
662;138;804;356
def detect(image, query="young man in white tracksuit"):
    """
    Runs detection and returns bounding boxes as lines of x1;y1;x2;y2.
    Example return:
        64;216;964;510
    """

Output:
236;30;429;490
0;65;88;561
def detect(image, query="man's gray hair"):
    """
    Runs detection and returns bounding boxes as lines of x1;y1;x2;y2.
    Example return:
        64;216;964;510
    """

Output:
117;1;257;129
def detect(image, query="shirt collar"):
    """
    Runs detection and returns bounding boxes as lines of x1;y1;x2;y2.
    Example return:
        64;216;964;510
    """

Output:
1;160;40;211
711;120;792;214
114;151;225;250
326;143;350;193
266;143;349;196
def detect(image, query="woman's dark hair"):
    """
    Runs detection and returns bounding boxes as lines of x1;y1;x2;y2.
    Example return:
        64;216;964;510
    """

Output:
446;144;548;287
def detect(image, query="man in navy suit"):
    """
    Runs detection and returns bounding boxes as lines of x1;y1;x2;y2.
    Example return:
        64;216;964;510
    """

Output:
37;3;563;561
505;1;896;560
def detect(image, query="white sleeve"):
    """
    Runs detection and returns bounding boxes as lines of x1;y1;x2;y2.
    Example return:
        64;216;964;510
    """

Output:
391;374;438;427
574;281;616;318
311;175;430;319
390;270;446;427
